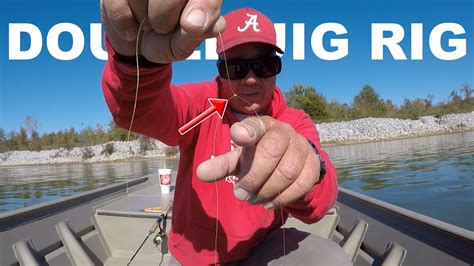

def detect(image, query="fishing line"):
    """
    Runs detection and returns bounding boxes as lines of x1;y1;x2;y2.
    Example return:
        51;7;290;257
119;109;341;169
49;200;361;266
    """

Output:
216;27;286;261
216;30;266;135
128;19;286;264
125;18;147;198
125;19;148;266
211;117;220;264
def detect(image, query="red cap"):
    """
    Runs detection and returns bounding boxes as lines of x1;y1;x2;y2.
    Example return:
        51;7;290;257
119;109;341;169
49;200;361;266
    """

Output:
216;8;283;54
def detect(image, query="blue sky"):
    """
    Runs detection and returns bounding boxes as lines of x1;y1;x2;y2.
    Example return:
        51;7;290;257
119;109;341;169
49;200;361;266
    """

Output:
1;0;472;133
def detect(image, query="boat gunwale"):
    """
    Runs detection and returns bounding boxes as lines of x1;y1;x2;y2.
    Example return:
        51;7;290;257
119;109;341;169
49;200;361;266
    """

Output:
338;187;474;240
338;187;474;264
0;175;150;232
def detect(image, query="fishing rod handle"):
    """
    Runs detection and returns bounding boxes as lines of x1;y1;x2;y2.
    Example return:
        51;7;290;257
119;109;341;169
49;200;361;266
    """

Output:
163;200;173;216
149;222;159;234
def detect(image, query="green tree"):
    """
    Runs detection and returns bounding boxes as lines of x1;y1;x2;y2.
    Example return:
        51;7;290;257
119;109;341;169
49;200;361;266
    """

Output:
17;128;29;150
0;128;7;152
384;99;398;117
66;127;79;148
53;130;67;149
439;85;473;114
7;131;19;150
326;101;351;121
424;94;434;108
108;120;131;141
29;131;42;151
95;124;107;144
286;85;329;121
80;126;95;146
40;132;54;150
353;85;387;117
399;98;427;119
352;85;387;118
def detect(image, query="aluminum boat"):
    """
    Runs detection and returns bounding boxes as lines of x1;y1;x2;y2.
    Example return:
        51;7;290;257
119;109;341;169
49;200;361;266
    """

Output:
1;173;473;265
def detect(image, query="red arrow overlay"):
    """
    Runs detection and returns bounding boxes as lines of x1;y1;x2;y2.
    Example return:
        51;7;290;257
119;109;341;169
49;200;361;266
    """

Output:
178;98;229;135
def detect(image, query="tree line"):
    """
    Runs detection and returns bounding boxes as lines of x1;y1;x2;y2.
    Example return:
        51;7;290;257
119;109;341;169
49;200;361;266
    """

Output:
286;84;473;122
0;120;145;153
1;84;472;153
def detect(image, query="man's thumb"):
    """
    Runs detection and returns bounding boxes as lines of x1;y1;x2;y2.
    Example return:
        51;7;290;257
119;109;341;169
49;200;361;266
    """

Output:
230;117;270;146
180;0;224;35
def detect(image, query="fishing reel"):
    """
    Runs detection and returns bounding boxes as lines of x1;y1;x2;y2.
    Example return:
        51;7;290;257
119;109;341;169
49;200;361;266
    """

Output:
128;201;172;265
153;230;167;246
152;213;169;254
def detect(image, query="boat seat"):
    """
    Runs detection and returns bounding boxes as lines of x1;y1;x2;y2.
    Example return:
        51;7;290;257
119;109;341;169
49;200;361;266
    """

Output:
283;206;340;239
381;242;407;266
55;221;95;266
12;239;48;266
340;218;368;263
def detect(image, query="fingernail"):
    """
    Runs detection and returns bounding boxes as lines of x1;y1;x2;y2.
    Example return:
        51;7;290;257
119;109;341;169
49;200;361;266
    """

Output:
263;202;274;210
187;9;206;27
234;187;250;201
240;124;255;137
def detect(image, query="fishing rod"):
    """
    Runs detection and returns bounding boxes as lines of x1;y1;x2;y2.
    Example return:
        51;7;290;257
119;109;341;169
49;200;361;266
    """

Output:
127;200;173;266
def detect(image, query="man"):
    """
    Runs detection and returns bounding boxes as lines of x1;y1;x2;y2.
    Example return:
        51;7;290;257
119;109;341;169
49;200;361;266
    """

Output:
101;1;349;265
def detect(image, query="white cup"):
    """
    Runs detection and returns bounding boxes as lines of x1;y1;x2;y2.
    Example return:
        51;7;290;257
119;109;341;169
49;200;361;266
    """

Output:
160;184;170;194
158;168;172;194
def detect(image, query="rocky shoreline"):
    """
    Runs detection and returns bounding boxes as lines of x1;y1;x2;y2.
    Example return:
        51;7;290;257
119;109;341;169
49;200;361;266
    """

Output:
318;112;474;144
1;112;473;167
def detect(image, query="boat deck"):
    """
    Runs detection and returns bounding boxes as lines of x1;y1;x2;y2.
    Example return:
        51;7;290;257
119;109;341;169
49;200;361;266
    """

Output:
91;175;369;265
96;178;174;218
94;175;174;265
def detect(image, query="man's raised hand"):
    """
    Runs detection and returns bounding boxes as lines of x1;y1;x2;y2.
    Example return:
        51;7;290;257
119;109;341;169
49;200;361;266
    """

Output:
197;116;321;209
100;0;226;63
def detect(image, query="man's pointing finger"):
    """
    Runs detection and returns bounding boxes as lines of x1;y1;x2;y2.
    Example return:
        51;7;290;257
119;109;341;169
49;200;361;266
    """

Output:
196;149;240;182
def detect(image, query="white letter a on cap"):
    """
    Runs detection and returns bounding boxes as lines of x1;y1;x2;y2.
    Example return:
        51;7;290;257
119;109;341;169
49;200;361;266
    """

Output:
237;14;260;32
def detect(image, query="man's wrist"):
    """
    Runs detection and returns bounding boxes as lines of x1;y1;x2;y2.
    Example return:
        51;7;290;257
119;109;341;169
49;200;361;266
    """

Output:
307;139;327;179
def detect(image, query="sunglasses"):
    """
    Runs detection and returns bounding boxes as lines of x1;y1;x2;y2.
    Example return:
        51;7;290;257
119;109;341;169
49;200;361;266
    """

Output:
217;56;282;80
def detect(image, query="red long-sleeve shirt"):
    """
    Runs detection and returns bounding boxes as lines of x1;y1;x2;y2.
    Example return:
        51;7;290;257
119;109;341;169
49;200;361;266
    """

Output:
101;38;338;265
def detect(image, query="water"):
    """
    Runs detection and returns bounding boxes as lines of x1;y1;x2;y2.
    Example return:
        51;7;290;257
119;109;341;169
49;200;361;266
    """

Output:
0;132;472;231
325;131;474;231
0;158;177;213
